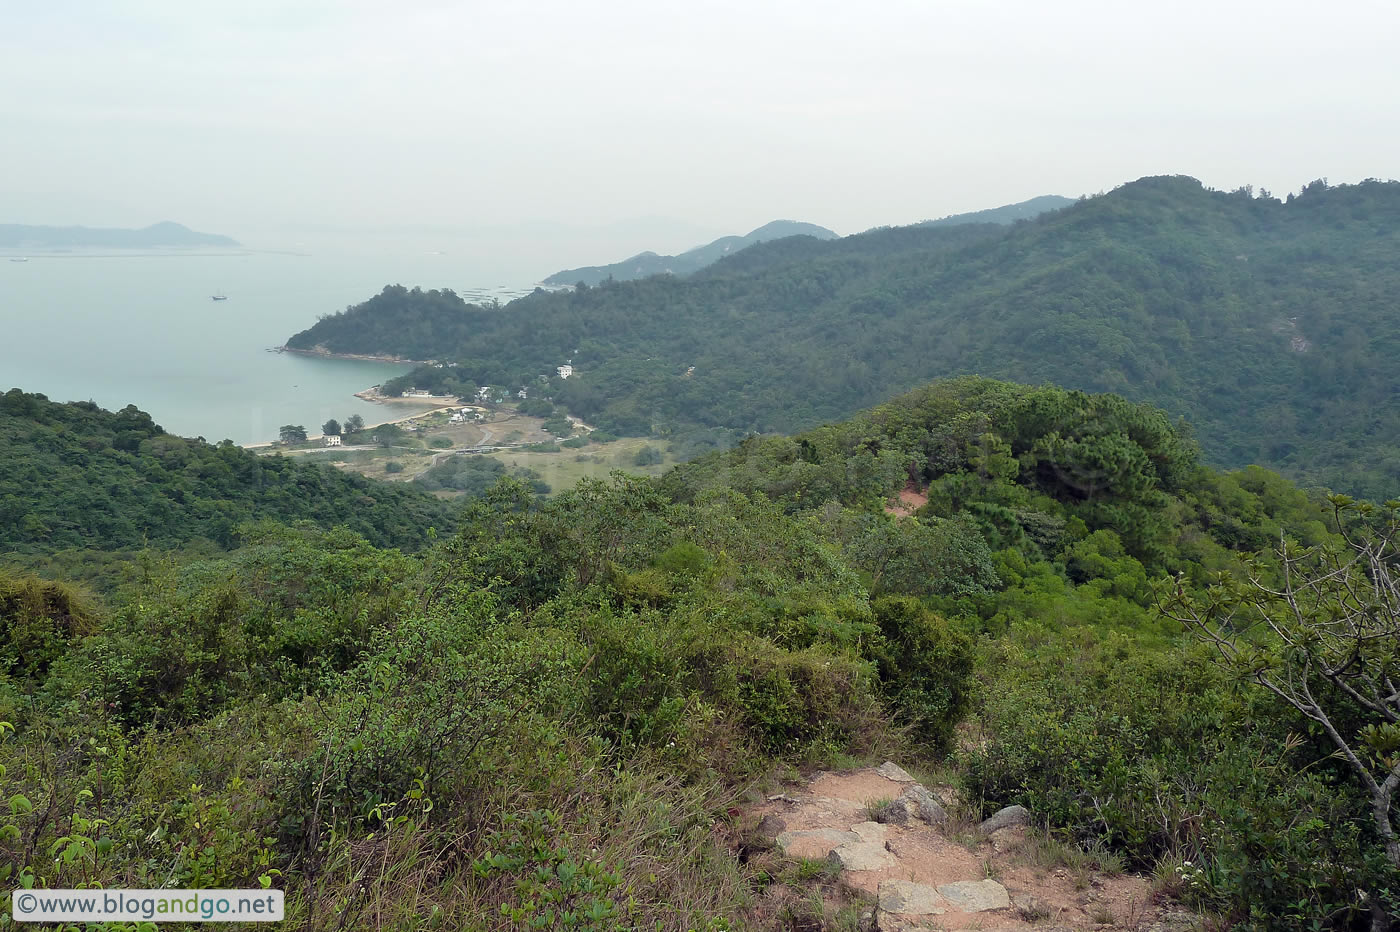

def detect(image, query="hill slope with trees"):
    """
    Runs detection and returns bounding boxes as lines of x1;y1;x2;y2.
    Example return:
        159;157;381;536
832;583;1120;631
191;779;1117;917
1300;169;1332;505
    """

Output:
541;219;838;286
0;389;455;555
287;175;1400;496
3;377;1395;927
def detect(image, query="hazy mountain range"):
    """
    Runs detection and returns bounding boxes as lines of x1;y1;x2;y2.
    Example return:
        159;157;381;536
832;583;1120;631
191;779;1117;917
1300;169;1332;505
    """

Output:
0;221;238;249
542;219;838;286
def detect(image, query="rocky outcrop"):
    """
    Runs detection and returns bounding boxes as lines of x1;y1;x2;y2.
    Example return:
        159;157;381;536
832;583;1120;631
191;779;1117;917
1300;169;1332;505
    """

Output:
830;821;897;870
979;804;1030;834
875;761;917;782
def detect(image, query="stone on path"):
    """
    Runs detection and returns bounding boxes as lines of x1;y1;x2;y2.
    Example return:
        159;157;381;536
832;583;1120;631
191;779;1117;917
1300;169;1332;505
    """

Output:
776;827;858;858
851;820;888;843
935;879;1011;912
875;761;916;782
979;804;1030;834
898;784;948;824
830;840;896;871
877;880;946;915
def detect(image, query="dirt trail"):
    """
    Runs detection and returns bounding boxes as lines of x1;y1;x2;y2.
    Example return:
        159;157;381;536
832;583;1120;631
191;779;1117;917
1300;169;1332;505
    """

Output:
749;763;1194;931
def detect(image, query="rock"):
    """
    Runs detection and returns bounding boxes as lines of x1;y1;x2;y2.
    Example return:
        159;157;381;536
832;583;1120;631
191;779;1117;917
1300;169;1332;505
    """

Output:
935;879;1011;912
878;880;946;915
755;814;787;840
830;840;897;871
857;907;877;932
875;761;917;782
1011;891;1050;920
930;784;963;810
898;784;948;824
1144;911;1198;932
775;827;858;858
881;797;912;824
987;825;1026;852
851;820;888;844
979;804;1030;834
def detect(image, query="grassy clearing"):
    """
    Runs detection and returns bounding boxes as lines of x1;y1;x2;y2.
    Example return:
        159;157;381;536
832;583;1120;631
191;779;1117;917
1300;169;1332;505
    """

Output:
485;435;676;489
264;405;678;494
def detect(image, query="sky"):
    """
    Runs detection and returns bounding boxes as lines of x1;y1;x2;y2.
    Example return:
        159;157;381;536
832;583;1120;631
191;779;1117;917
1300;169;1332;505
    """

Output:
3;0;1398;260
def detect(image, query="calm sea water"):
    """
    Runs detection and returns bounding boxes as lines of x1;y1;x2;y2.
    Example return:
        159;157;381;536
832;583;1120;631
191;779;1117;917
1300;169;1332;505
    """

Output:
0;235;536;444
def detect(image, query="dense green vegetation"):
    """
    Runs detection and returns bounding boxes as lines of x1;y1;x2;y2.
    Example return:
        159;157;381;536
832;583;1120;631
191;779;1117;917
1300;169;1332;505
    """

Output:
912;193;1075;227
288;176;1400;495
0;389;455;556
3;376;1396;928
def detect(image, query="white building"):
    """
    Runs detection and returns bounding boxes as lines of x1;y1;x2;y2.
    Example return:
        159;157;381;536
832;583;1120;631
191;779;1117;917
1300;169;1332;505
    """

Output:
556;365;574;379
324;435;342;447
517;388;529;399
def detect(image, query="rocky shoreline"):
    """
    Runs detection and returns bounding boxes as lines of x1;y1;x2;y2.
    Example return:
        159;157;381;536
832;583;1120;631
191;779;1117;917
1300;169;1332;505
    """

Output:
276;344;430;365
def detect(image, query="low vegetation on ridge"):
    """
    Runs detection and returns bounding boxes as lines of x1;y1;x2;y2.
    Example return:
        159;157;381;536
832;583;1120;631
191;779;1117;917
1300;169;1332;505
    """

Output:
2;377;1395;928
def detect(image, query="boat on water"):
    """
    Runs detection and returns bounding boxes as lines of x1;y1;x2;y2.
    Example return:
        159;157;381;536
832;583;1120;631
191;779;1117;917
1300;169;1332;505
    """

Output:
211;293;228;301
9;257;28;263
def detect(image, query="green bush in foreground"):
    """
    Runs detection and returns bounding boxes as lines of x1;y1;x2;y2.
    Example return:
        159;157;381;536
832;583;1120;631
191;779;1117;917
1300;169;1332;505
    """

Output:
962;627;1390;928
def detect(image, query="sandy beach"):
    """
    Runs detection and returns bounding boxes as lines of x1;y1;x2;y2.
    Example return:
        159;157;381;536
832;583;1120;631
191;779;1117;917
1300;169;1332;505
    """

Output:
241;386;462;449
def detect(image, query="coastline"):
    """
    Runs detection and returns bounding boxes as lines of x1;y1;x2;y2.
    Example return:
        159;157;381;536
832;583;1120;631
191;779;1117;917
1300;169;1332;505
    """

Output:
241;385;463;450
276;344;431;365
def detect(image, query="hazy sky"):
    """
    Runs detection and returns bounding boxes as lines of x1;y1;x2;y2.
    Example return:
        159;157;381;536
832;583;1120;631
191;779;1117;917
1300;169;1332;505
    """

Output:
4;0;1397;255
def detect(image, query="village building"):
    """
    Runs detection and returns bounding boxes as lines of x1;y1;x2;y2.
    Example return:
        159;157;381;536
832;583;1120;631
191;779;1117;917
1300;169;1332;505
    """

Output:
324;435;342;447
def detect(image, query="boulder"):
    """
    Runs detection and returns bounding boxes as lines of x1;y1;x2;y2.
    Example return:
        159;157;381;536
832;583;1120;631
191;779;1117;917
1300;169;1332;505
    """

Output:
875;761;917;782
877;880;946;915
979;804;1030;834
755;814;787;840
830;840;897;871
898;784;948;824
880;797;912;825
1011;890;1049;920
851;820;888;844
935;879;1011;912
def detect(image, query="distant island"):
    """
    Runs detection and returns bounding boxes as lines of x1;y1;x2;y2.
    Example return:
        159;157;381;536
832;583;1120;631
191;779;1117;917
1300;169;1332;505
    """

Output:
0;221;239;249
542;219;839;286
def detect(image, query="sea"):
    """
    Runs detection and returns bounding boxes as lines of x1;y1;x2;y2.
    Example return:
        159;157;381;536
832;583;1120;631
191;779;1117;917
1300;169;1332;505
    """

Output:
0;233;540;445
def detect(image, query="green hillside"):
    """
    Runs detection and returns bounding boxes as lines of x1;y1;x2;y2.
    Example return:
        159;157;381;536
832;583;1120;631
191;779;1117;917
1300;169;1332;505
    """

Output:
286;176;1400;496
3;377;1394;927
0;388;455;556
541;219;839;286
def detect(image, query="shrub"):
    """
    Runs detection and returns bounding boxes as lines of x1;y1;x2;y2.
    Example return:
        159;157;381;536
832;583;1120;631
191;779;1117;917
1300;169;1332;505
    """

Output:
429;436;453;449
632;445;664;467
0;573;96;682
385;461;405;473
868;596;974;746
541;416;573;438
961;627;1384;927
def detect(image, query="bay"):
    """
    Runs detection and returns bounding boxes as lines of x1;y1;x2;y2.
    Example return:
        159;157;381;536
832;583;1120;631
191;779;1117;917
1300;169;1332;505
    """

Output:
0;233;537;445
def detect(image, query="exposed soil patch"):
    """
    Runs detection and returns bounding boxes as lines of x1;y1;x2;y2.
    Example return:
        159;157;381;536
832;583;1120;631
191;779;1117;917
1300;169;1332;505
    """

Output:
885;482;929;518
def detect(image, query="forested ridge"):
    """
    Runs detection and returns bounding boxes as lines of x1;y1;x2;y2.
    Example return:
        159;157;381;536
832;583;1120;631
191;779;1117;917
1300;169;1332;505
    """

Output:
3;376;1398;928
0;388;455;557
287;175;1400;496
541;219;839;286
